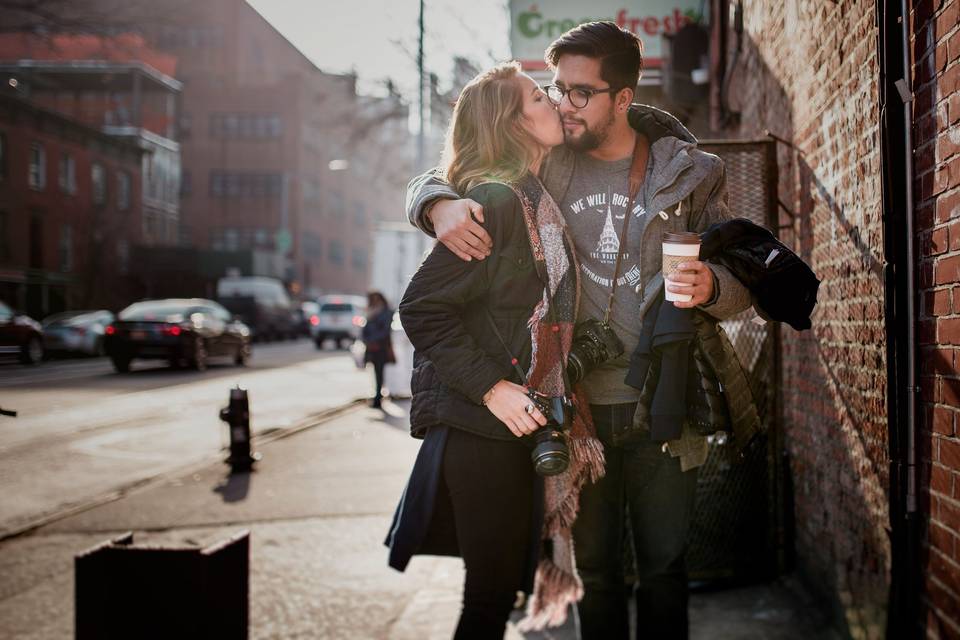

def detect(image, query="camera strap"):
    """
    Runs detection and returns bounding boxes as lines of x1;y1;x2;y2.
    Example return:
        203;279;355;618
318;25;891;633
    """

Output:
603;132;649;325
484;310;532;386
484;284;574;394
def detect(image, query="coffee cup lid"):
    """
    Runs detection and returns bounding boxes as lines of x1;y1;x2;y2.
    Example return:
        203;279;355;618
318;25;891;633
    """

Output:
662;231;701;244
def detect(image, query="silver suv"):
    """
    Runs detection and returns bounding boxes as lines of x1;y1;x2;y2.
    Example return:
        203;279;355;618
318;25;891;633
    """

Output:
312;295;367;349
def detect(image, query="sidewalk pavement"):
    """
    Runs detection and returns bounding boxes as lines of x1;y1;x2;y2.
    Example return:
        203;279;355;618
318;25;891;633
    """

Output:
0;399;841;639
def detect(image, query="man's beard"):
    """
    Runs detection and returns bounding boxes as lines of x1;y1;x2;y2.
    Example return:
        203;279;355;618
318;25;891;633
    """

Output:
562;107;615;152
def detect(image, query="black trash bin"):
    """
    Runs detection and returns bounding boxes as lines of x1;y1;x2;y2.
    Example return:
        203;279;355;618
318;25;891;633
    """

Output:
75;530;249;640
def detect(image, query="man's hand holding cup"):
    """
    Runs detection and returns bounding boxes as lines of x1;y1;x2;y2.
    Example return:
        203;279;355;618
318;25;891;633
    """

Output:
662;231;713;309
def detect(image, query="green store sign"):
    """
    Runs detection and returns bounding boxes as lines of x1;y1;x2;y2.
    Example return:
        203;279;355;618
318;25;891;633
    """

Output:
510;1;704;67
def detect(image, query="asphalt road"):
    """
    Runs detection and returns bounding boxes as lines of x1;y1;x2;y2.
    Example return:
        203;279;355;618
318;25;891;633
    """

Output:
0;338;375;537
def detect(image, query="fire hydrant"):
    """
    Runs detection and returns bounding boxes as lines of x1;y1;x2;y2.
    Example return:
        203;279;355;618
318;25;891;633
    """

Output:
219;386;260;472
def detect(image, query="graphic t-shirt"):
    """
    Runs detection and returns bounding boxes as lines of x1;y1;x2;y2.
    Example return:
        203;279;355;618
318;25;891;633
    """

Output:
560;153;652;404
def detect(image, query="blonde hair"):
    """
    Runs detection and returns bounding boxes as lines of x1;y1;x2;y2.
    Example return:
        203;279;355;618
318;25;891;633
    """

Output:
442;61;541;193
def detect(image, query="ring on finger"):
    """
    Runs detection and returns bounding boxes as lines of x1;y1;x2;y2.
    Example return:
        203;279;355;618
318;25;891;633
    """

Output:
524;403;535;415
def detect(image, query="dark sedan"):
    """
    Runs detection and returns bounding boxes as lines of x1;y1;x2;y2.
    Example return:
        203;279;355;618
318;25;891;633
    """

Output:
0;301;43;364
104;298;252;373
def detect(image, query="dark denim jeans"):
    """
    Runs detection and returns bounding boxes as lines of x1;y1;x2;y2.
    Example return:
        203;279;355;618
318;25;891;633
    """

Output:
573;402;699;640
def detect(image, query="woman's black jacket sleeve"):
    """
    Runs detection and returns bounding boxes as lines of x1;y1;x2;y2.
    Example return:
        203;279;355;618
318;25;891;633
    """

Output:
398;183;523;405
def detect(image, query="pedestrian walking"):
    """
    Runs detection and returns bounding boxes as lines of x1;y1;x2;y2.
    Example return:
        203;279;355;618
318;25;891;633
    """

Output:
361;291;395;409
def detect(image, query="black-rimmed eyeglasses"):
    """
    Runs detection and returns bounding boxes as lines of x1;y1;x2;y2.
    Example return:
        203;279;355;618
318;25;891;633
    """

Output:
543;84;619;108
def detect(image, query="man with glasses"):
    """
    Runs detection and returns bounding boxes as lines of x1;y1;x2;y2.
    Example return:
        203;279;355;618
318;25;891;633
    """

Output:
405;21;751;639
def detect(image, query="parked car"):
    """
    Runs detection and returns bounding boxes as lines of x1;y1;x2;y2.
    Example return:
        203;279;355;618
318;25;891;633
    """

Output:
41;310;114;357
216;276;296;342
297;301;320;337
312;295;366;349
0;301;43;364
104;298;252;373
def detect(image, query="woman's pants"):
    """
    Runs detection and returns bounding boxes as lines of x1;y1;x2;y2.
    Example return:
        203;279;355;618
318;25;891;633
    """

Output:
371;359;386;405
442;426;535;639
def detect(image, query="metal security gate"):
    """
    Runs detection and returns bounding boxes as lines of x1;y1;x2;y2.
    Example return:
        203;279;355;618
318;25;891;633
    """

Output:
686;137;785;584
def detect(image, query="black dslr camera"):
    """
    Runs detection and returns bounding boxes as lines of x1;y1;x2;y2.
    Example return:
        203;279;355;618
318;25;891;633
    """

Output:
566;319;625;385
526;391;575;476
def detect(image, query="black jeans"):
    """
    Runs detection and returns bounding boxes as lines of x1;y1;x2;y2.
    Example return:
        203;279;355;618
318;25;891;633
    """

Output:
573;402;699;640
372;359;386;404
442;427;535;640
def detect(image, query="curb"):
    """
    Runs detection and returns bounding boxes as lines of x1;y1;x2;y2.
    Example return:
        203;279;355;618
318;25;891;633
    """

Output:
0;398;367;544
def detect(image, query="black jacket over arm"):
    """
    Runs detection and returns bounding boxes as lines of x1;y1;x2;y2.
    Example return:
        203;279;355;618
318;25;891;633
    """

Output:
399;182;544;441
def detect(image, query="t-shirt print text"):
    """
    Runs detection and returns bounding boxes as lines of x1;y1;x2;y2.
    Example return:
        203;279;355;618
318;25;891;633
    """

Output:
568;190;645;288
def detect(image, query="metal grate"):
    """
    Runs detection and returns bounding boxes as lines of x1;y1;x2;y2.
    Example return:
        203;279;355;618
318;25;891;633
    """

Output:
686;138;785;584
620;139;785;588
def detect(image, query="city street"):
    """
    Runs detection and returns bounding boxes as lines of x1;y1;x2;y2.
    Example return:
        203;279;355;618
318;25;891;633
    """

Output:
0;385;837;640
0;339;374;538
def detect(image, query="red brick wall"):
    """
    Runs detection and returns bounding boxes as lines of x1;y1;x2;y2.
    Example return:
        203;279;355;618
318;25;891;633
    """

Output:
913;0;960;636
0;98;143;313
718;1;889;636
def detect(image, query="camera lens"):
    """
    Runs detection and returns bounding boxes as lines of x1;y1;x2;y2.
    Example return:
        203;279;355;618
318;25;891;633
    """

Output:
531;429;569;476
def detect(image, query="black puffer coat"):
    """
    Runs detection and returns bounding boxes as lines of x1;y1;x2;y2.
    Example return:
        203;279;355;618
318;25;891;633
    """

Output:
400;182;548;441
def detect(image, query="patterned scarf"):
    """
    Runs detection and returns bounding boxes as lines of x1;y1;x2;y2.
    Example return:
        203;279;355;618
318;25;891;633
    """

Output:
507;172;606;631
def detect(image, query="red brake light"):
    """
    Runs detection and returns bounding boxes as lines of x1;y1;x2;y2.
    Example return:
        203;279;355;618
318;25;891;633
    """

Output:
162;325;182;336
310;315;319;326
352;315;364;327
105;325;116;335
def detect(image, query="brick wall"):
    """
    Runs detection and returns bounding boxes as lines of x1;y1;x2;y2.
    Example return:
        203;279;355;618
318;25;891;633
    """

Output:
719;1;888;637
913;0;960;636
0;96;144;314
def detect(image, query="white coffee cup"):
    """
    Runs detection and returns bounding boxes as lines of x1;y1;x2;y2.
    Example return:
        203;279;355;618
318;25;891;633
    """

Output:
662;231;702;302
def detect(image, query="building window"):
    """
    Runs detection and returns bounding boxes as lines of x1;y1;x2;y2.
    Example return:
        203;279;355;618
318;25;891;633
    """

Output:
28;143;46;190
209;172;282;198
58;153;77;194
0;132;7;181
224;228;240;251
117;171;131;210
180;170;192;197
117;239;129;275
352;247;367;271
210;113;283;139
328;240;343;265
179;113;192;140
303;232;322;259
330;191;344;218
266;115;282;137
302;179;321;204
92;163;106;205
29;212;43;268
59;224;73;272
0;211;8;262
